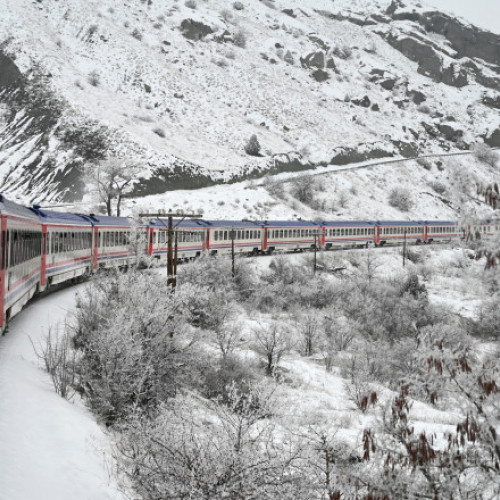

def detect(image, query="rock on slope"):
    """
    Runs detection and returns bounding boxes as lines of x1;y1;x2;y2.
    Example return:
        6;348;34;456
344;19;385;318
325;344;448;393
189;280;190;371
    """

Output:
0;0;498;203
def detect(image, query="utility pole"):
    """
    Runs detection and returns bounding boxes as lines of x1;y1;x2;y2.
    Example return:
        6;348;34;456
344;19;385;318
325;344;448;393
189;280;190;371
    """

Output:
313;229;322;274
230;228;235;279
139;211;201;289
402;229;407;267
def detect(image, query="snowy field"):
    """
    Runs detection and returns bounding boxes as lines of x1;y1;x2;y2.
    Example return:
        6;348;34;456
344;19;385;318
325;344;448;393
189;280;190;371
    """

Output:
0;243;497;498
0;284;125;500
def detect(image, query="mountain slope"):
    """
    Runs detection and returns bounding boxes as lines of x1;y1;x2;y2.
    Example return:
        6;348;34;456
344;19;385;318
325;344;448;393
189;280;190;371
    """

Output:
0;0;498;206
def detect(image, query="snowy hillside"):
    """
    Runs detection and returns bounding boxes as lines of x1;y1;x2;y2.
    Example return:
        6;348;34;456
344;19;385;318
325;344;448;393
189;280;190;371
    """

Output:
0;0;499;209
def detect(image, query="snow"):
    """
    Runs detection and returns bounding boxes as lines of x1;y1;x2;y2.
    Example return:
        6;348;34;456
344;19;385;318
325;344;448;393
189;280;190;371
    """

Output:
1;0;498;203
0;286;126;500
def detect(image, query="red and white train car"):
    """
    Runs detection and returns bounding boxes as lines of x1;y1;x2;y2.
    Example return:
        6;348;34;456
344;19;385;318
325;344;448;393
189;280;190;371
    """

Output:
148;218;207;260
31;207;93;287
0;196;43;330
82;215;135;269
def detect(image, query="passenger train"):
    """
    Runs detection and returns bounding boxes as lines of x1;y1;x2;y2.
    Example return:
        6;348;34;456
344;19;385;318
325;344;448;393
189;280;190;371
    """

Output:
0;194;498;333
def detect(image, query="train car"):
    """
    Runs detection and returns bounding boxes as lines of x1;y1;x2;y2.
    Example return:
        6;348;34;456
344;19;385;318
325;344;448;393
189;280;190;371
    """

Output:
81;215;134;269
206;220;262;256
421;220;458;244
0;196;43;331
374;221;426;246
148;218;208;260
30;207;93;288
320;221;376;248
462;220;500;242
259;220;320;253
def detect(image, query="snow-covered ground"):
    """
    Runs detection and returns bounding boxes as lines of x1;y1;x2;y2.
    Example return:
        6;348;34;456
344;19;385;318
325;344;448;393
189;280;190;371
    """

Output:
0;244;495;499
0;285;125;500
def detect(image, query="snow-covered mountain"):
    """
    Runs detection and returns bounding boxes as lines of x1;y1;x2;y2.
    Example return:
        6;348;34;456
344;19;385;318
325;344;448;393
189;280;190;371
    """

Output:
0;0;499;206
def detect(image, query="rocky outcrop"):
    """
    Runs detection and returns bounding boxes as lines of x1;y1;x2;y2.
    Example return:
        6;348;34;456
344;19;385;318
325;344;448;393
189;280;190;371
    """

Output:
485;129;500;148
312;69;329;82
0;51;22;88
437;123;464;142
383;33;468;87
180;19;214;41
351;96;371;108
482;94;500;109
300;51;325;69
421;12;500;67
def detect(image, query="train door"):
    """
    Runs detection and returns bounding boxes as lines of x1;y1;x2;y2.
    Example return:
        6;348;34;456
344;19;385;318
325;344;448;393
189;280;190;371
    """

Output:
41;225;48;287
92;227;99;270
263;227;268;252
148;227;154;257
375;225;381;245
424;225;429;243
204;228;209;252
0;215;6;331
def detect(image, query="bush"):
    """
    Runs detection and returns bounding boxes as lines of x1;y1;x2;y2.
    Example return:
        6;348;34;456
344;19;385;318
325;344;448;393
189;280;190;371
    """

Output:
473;143;498;168
71;271;198;425
233;1;244;9
291;176;316;205
388;187;414;212
87;70;100;87
153;127;166;138
417;157;432;170
429;181;447;194
131;28;143;40
201;355;260;403
233;28;247;48
332;44;352;60
244;134;261;156
185;0;197;8
417;104;432;114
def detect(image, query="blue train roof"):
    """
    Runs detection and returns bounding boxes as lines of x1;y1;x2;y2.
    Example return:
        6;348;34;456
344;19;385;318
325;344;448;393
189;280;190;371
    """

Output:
149;218;211;229
30;206;92;226
375;220;424;226
0;195;41;222
257;220;320;228
81;214;132;227
320;221;375;227
204;220;262;228
417;220;456;226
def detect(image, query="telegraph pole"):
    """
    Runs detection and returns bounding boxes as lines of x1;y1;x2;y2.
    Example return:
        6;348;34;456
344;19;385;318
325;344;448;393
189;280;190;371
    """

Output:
139;211;201;289
230;228;235;279
313;229;322;274
402;229;407;267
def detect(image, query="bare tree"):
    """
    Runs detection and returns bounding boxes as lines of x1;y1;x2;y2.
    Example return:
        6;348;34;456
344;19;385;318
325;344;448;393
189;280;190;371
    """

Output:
116;384;304;499
254;319;295;376
87;158;140;216
295;307;321;357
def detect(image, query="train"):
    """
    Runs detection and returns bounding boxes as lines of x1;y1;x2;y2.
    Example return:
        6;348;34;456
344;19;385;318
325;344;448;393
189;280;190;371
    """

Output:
0;193;498;333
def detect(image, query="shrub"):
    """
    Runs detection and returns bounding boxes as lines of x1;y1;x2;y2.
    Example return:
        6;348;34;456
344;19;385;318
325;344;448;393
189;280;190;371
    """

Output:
417;157;432;170
185;0;197;8
153;127;166;138
244;134;261;156
332;44;352;60
417;104;432;114
233;1;244;9
473;143;498;168
429;181;446;194
233;28;247;48
220;8;234;22
87;70;100;87
291;176;316;205
389;187;414;212
131;28;143;40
